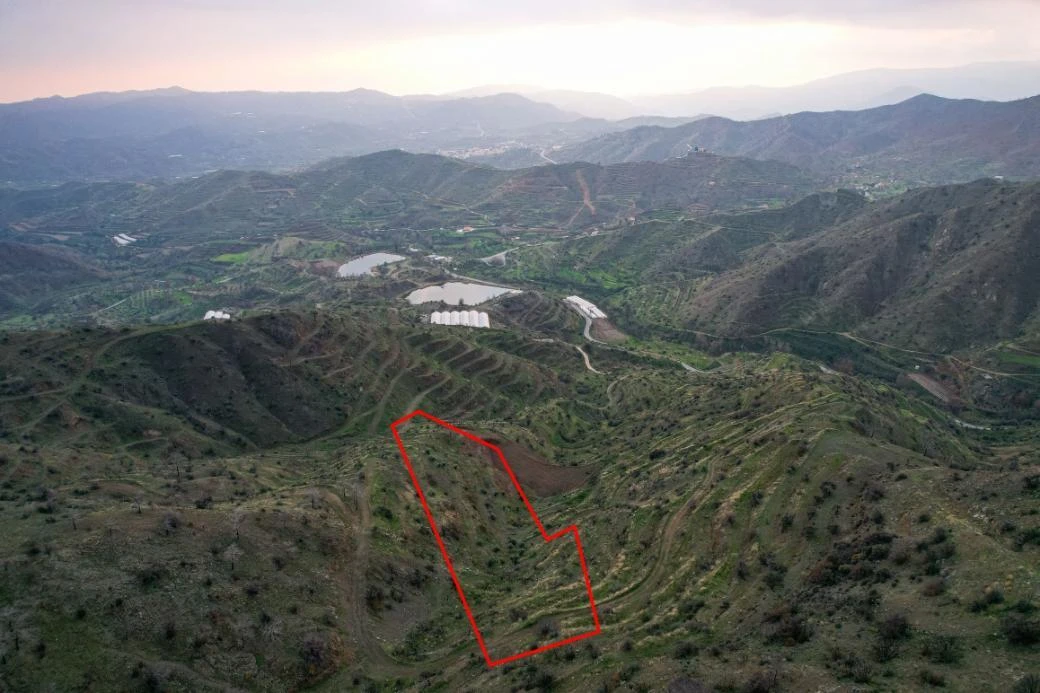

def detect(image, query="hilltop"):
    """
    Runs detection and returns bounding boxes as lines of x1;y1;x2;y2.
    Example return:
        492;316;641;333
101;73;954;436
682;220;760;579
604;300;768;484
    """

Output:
681;180;1040;351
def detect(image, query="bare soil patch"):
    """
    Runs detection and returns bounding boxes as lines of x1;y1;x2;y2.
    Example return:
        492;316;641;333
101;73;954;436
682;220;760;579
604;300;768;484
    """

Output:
590;318;626;343
907;372;953;403
476;435;590;497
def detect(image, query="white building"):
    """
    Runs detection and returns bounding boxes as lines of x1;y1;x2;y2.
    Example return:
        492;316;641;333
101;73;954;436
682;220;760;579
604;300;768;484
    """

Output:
564;295;607;320
204;310;231;321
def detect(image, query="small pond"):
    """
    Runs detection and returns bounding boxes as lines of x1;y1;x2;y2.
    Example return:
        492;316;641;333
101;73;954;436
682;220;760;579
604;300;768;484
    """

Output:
337;253;406;277
406;282;519;305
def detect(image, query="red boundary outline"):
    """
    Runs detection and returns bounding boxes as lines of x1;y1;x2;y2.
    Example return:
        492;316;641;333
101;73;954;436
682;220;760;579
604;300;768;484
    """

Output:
390;409;602;667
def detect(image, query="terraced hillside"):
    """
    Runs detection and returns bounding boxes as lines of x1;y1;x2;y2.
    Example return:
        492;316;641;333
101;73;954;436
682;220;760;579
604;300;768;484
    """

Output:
0;307;1037;692
0;309;623;450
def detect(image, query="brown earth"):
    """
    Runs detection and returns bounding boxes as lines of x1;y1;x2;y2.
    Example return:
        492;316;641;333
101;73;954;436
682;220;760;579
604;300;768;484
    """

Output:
476;435;591;497
308;259;341;276
907;372;954;403
590;318;627;344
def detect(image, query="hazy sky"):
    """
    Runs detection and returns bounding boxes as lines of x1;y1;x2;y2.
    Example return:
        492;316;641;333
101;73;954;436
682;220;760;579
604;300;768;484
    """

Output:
2;0;1040;102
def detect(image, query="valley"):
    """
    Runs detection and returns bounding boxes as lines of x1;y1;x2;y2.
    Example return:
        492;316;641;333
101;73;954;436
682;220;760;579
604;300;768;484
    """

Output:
1;81;1039;693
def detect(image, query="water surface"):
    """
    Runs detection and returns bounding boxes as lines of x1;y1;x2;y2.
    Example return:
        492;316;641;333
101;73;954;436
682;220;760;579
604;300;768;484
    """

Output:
337;253;406;277
407;282;518;305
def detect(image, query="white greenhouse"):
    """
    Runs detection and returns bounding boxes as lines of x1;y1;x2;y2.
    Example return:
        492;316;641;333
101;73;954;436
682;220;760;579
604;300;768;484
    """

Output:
429;311;491;328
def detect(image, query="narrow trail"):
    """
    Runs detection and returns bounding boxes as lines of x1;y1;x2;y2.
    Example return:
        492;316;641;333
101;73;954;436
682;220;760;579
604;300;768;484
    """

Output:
324;334;378;383
367;367;408;434
14;325;178;435
399;376;450;417
581;315;607;345
0;387;68;404
95;296;132;314
331;475;414;677
554;453;723;617
565;170;597;228
141;656;248;693
285;322;333;366
367;342;402;387
840;331;1040;379
577;170;596;216
574;345;601;374
554;394;840;618
606;374;634;407
1008;343;1040;357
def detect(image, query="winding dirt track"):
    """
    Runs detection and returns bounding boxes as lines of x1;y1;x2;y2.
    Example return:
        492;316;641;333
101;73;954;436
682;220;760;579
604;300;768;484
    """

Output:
574;345;601;374
565;170;597;228
332;472;414;676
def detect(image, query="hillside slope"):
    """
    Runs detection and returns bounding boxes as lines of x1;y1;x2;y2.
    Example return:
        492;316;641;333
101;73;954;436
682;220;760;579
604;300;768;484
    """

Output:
0;309;1037;692
488;180;1040;353
0;150;818;249
0;241;102;313
683;179;1040;350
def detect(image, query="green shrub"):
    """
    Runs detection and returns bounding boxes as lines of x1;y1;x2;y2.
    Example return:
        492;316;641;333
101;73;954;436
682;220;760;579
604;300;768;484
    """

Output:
922;635;962;664
879;613;911;641
1003;615;1040;646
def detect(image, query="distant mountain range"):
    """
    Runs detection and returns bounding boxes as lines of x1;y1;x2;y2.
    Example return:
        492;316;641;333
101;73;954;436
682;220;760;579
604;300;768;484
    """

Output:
553;94;1040;185
0;87;714;185
442;62;1040;120
0;88;585;184
634;61;1040;119
2;61;1039;187
0;147;816;249
440;85;644;120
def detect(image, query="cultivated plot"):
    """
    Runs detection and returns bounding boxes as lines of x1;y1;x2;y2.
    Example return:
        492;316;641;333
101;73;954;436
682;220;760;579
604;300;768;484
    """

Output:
391;411;600;666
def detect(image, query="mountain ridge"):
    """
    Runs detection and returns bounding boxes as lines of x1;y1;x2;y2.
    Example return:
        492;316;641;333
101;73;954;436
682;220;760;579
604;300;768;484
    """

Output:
554;93;1040;186
636;60;1040;118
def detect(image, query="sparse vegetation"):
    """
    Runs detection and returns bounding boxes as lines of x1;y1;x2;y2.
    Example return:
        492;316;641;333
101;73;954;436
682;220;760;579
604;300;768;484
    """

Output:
0;128;1038;693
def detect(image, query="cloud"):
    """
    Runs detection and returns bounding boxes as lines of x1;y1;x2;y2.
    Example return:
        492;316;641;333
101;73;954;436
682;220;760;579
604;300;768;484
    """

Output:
0;0;1017;54
0;0;1037;100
